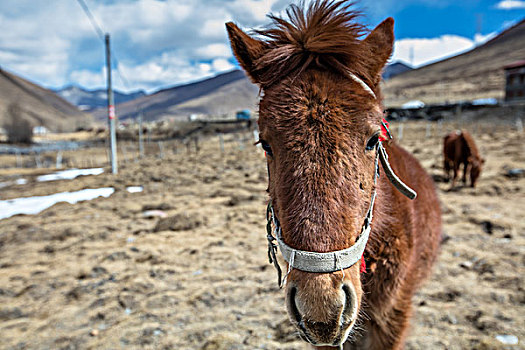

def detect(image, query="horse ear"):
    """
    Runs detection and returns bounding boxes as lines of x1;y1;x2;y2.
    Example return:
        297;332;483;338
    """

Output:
363;17;395;81
226;22;267;84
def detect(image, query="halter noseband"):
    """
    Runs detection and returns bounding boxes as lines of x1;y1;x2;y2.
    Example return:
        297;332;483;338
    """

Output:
264;74;416;287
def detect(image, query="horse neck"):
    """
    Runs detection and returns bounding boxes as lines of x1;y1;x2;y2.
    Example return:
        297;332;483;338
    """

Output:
461;132;480;159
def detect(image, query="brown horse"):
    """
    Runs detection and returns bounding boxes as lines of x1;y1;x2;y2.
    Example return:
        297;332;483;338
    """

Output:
227;1;441;349
443;130;484;188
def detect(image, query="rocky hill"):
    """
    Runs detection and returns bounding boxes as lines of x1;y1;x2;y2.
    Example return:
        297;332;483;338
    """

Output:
383;19;525;107
382;61;413;80
0;68;91;132
56;86;145;112
93;69;259;121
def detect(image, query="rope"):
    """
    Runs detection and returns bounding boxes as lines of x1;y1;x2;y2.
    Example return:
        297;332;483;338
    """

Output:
378;143;417;200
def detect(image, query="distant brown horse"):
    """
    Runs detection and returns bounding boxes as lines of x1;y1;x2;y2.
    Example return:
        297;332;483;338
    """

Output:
443;130;484;188
227;1;441;349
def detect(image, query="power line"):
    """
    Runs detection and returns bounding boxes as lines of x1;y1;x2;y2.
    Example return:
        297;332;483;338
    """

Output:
113;52;132;90
75;0;105;42
75;0;133;91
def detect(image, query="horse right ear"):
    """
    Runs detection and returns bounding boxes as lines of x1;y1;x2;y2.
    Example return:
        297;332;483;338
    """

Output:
362;17;395;84
226;22;267;84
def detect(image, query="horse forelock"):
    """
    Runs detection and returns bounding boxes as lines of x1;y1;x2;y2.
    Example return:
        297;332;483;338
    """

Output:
252;0;371;88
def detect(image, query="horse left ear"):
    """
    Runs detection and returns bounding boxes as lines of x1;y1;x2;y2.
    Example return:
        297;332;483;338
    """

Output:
226;22;267;84
362;17;395;82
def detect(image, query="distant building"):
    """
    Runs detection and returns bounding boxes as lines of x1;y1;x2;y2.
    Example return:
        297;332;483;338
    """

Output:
504;60;525;102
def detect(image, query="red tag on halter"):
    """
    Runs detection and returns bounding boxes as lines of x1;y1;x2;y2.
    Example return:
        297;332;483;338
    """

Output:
360;255;366;273
379;119;389;142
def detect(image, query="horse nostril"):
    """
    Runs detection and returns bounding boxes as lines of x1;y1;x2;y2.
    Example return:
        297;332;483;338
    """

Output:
288;286;302;324
341;284;355;324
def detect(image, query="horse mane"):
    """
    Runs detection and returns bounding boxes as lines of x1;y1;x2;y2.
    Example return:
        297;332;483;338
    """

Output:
461;130;481;160
252;0;370;87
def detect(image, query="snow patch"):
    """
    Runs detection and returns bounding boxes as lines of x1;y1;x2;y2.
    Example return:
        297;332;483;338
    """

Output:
37;168;104;182
126;186;143;193
0;188;115;220
402;100;425;109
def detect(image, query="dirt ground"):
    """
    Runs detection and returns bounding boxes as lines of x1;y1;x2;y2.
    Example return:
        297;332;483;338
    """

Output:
0;119;523;350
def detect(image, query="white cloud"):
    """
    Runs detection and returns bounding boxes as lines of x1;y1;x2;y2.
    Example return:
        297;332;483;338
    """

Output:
195;44;232;59
211;58;235;72
68;52;236;93
0;0;515;93
201;18;231;39
495;0;525;9
70;68;106;88
391;35;476;67
0;0;256;91
474;32;497;45
0;6;85;86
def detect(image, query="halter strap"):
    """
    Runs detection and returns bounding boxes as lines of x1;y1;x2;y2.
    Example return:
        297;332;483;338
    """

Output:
274;191;375;274
346;71;376;99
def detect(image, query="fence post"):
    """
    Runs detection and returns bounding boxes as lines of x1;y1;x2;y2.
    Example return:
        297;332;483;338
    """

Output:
398;123;404;140
138;111;144;158
120;144;128;163
425;122;431;138
35;153;42;168
56;151;63;169
219;133;225;154
16;151;22;168
517;117;523;134
194;137;200;153
158;141;164;158
238;134;244;150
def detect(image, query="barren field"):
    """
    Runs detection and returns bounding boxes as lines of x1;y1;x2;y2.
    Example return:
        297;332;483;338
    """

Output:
0;119;523;349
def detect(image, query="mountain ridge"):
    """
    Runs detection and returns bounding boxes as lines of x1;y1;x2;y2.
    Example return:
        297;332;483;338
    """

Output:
0;68;91;132
382;18;525;107
55;85;146;112
92;69;259;121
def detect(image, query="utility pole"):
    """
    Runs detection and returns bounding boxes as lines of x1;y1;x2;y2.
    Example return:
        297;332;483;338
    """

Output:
475;14;483;45
105;33;118;174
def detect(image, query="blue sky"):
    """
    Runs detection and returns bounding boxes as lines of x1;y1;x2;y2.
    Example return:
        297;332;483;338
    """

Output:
0;0;523;93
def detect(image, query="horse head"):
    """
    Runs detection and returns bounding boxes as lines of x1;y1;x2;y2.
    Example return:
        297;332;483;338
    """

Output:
227;1;395;347
469;156;485;187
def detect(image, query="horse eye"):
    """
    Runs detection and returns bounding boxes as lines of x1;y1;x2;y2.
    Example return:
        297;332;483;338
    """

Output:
365;133;380;151
260;140;273;156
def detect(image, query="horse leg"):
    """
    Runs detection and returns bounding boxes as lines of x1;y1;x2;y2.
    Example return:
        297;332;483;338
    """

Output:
451;161;459;189
462;161;468;185
443;158;451;182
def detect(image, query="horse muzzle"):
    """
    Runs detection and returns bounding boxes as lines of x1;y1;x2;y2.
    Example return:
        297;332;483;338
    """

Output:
285;272;360;347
